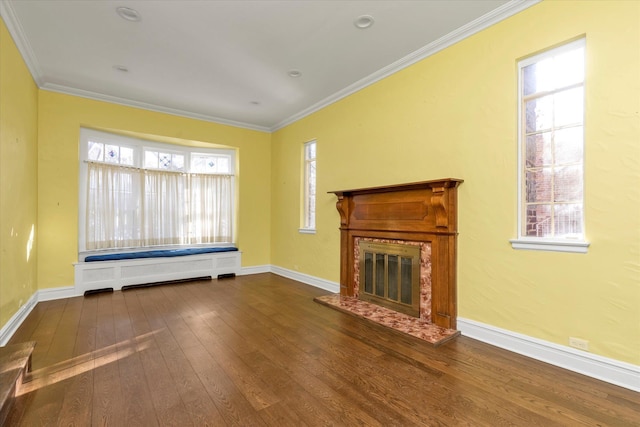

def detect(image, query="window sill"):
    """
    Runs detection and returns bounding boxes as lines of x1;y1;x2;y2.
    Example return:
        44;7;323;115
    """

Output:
299;228;316;235
510;238;589;254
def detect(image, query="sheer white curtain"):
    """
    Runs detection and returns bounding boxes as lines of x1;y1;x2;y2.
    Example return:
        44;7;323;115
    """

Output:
188;174;232;244
85;162;232;250
86;162;141;250
142;170;187;246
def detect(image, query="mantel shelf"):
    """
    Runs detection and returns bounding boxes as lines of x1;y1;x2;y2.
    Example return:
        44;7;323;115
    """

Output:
328;178;463;197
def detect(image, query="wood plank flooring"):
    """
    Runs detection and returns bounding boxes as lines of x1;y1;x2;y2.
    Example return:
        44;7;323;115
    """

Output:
6;273;640;426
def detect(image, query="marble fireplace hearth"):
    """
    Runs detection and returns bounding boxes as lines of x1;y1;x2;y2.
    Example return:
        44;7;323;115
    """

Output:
314;294;459;346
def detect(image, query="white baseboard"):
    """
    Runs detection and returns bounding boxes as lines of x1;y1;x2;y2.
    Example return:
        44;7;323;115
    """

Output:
0;292;38;346
38;286;77;301
270;265;340;293
240;265;271;275
458;317;640;393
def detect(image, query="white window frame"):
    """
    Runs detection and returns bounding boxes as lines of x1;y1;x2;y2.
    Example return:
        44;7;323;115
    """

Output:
78;128;236;255
300;140;317;234
510;38;590;254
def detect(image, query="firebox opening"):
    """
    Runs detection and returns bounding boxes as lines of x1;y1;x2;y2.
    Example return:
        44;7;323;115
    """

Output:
358;241;420;317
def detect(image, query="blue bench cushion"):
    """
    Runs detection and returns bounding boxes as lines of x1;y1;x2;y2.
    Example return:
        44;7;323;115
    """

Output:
85;247;238;262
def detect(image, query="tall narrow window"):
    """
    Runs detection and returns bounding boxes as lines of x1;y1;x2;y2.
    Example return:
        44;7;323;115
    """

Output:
301;140;317;232
512;39;589;253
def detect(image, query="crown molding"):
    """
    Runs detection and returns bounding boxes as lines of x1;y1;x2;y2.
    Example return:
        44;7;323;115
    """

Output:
0;0;43;86
41;83;271;133
270;0;541;132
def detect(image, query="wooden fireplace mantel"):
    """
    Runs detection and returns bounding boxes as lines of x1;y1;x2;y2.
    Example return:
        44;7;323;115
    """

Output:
329;178;463;329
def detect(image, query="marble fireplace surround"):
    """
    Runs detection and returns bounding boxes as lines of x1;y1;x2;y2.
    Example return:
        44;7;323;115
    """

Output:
322;179;463;343
353;237;432;320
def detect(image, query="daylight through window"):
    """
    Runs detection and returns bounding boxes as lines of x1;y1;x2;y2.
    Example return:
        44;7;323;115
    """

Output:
302;140;317;231
516;39;586;249
79;129;236;253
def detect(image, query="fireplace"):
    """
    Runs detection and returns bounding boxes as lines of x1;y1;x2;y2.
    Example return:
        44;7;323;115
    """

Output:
329;179;462;330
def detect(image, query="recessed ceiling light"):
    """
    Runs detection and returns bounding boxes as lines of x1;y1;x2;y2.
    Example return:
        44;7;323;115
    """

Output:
288;69;302;78
354;15;374;29
116;7;141;22
113;65;129;72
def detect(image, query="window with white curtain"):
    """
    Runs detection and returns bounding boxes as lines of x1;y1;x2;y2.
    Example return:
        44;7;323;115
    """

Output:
79;128;235;254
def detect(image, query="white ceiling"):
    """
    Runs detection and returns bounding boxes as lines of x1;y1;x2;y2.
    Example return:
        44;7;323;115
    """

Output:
1;0;537;131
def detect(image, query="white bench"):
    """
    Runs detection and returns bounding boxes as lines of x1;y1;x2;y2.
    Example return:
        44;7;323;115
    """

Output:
74;250;241;294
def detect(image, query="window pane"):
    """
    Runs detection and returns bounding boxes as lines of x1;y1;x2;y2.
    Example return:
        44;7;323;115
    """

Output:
88;141;104;161
525;168;552;203
522;63;539;96
554;203;583;237
553;47;585;88
120;147;134;165
306;142;316;159
158;153;172;169
217;157;230;173
191;155;205;172
172;154;185;171
525;204;551;237
523;57;554;95
554;165;583;202
525;95;553;133
555;127;583;165
523;47;584;96
525;132;552;167
105;145;120;163
145;151;158;169
554;88;583;127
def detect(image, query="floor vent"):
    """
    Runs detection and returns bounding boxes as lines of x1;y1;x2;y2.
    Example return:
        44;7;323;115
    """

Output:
83;288;113;296
121;276;211;291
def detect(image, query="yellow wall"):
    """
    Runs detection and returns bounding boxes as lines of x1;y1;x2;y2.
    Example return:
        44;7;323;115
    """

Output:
271;0;640;365
2;0;638;367
0;18;39;329
37;91;272;288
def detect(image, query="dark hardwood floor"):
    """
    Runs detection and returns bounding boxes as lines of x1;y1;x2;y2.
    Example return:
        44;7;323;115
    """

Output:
5;273;640;426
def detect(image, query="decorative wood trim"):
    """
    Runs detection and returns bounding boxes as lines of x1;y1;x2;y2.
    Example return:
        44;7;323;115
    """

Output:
335;194;348;226
329;179;463;329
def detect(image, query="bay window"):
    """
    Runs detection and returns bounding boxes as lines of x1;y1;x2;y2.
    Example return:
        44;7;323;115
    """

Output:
79;128;235;254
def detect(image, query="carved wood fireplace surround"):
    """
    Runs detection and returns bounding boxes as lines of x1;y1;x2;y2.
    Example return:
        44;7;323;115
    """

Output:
329;179;462;330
